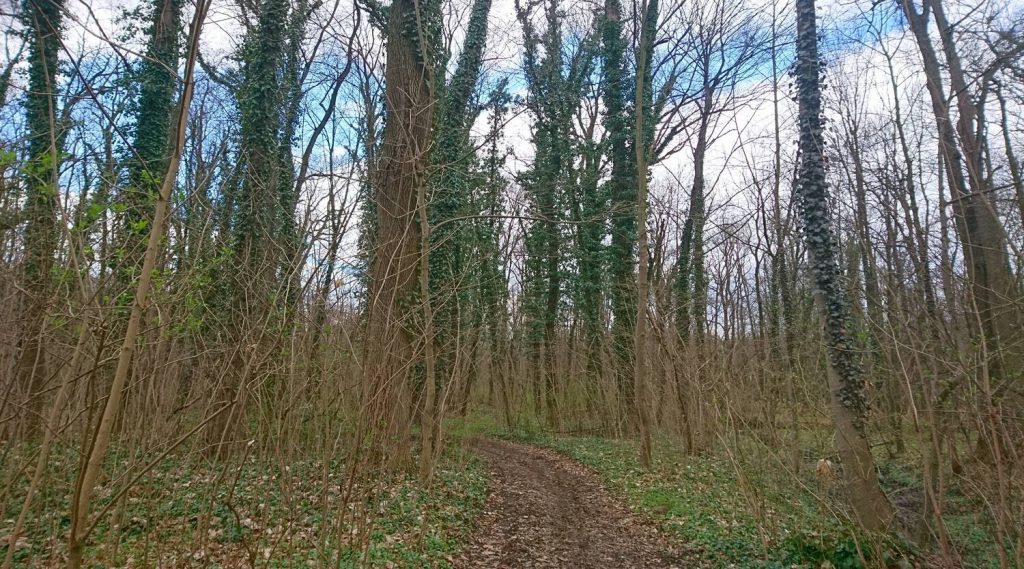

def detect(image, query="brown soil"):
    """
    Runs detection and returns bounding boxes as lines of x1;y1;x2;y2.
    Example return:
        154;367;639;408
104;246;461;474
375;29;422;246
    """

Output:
455;439;683;568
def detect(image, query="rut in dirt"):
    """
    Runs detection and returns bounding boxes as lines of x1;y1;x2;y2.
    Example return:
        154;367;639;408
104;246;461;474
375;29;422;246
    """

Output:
455;439;682;569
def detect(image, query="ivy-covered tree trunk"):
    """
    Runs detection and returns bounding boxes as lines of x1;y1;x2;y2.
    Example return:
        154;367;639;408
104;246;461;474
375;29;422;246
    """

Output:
122;0;183;287
517;0;589;430
674;216;694;342
601;0;638;427
275;0;307;301
16;0;66;430
633;0;657;468
794;0;894;532
463;84;510;417
212;0;292;455
233;0;291;317
415;0;492;477
575;128;605;386
427;0;492;439
676;85;712;343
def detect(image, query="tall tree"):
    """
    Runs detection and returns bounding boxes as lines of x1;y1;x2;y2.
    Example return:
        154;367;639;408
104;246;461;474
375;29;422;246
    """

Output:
233;0;293;317
462;82;511;417
421;0;493;480
275;0;308;293
793;0;894;531
121;0;183;285
900;0;1021;402
601;0;639;423
674;0;764;343
204;0;297;453
517;0;593;428
15;0;67;428
633;0;657;468
572;90;606;386
361;0;441;465
427;0;493;431
67;2;207;564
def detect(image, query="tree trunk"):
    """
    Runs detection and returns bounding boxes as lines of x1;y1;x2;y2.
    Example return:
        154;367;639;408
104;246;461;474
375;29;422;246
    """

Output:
901;0;1020;394
122;0;183;281
794;0;894;532
603;0;638;426
361;0;438;467
15;0;67;433
633;0;657;469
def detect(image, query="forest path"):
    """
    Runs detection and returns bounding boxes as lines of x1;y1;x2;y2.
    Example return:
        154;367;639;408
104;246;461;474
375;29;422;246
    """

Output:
455;439;683;568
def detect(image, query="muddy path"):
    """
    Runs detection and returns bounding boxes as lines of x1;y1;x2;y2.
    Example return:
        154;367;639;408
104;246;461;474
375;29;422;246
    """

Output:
455;439;683;568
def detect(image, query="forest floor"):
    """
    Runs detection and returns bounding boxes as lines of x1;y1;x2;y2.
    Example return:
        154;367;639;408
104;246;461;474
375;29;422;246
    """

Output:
454;439;685;568
3;425;1000;567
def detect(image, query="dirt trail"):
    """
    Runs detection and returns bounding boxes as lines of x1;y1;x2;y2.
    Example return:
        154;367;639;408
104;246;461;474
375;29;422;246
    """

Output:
455;439;682;568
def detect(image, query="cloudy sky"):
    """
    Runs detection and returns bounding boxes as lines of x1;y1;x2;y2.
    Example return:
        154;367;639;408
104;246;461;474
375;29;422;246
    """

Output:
1;0;1020;271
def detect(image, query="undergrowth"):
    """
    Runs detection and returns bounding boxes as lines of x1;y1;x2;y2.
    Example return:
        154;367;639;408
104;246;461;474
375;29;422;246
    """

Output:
1;443;487;567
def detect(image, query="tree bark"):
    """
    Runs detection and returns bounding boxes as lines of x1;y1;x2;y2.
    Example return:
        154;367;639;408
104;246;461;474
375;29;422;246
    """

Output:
361;0;438;467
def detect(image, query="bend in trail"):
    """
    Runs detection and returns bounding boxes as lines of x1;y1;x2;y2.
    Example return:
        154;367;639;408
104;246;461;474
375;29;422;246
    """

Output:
456;439;683;569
